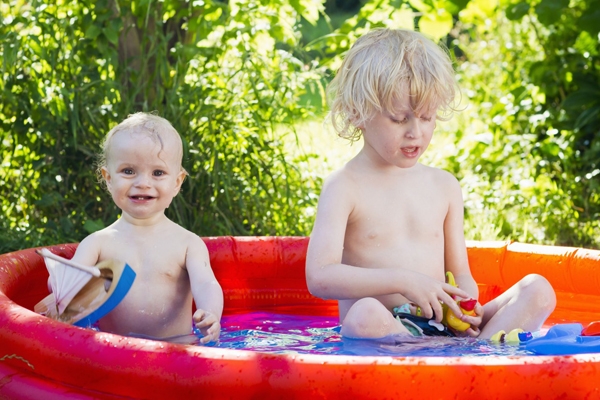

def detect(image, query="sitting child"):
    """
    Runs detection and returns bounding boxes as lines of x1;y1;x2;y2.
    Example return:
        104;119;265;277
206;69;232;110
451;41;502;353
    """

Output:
305;29;556;339
69;112;223;343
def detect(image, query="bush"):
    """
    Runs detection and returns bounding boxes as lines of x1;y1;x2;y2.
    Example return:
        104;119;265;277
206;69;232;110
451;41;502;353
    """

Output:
0;0;324;252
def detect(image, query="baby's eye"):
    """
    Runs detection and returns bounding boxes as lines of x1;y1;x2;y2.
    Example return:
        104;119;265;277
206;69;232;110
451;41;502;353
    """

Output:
122;168;134;175
392;117;408;124
153;170;165;177
420;116;433;122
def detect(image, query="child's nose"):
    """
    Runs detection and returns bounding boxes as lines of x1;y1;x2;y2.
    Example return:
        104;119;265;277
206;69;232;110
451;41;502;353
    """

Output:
134;174;151;187
405;119;422;139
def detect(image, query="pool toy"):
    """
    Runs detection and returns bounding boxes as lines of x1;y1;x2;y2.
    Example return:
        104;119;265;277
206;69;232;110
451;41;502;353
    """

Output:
1;238;600;399
525;323;600;355
490;328;533;344
441;271;477;332
34;249;136;327
582;321;600;337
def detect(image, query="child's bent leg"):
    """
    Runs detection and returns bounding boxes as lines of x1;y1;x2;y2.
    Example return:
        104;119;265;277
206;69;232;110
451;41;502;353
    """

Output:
341;297;410;338
479;274;556;339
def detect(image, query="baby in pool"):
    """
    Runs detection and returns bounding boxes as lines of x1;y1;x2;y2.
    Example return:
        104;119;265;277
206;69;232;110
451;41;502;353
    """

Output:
68;112;223;343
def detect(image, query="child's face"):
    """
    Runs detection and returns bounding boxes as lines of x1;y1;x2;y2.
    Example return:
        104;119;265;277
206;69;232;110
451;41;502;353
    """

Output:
101;129;185;222
359;95;436;169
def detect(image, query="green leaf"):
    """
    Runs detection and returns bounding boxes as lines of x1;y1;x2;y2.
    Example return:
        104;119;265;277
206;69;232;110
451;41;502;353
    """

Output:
103;27;120;46
84;24;102;40
35;193;60;207
418;9;453;41
505;2;530;21
562;89;600;109
534;0;569;26
83;219;105;234
578;9;600;36
290;0;324;26
575;105;600;129
448;0;471;12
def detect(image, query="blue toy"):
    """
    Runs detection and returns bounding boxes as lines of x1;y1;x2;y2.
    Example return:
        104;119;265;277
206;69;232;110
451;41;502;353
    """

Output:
525;323;600;355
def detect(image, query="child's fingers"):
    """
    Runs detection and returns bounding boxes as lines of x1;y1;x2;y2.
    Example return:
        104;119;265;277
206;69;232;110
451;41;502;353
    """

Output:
443;283;470;299
195;314;216;329
199;324;220;344
463;327;480;337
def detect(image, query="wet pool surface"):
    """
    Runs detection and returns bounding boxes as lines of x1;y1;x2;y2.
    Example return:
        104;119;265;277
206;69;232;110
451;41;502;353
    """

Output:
208;312;540;357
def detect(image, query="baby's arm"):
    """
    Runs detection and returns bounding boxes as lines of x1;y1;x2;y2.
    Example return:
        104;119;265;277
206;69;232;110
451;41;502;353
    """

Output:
45;232;103;292
443;174;483;333
186;235;223;344
306;173;469;321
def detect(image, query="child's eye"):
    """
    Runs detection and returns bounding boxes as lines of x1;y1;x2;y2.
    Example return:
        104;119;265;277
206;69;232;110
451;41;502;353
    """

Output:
153;170;165;177
420;116;433;122
122;168;134;175
392;117;408;124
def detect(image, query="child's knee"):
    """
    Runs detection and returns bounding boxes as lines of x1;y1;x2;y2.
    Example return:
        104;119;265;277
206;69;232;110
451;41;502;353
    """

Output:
520;274;556;312
342;298;399;338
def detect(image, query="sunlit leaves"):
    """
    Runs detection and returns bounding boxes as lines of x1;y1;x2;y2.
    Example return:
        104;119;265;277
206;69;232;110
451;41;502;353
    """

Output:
505;1;530;20
534;0;569;26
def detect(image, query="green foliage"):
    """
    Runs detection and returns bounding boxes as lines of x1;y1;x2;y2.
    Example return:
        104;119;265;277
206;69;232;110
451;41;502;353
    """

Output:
307;0;600;247
0;0;324;252
442;0;600;246
1;0;599;252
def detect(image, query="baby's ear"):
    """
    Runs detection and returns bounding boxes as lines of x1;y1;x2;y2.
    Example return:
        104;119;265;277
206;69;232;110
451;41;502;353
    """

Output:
174;169;187;194
100;167;112;190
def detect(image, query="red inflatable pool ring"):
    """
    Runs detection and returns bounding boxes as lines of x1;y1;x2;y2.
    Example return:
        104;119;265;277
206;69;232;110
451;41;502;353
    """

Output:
1;236;600;399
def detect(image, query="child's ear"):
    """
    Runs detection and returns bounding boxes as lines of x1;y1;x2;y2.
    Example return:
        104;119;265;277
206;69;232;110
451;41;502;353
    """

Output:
348;109;365;130
174;170;186;194
100;167;112;190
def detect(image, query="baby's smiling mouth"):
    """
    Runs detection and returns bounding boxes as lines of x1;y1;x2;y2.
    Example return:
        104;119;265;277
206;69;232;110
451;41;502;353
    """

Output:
130;195;154;200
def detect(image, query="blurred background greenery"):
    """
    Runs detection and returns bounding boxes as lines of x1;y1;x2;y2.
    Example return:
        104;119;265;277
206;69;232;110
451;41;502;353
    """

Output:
1;0;599;253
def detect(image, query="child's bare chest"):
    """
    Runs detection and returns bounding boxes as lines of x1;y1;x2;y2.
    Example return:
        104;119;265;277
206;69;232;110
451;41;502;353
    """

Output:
349;180;448;236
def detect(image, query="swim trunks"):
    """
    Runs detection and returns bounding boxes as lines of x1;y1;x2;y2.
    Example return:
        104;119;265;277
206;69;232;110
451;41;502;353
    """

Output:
393;305;455;337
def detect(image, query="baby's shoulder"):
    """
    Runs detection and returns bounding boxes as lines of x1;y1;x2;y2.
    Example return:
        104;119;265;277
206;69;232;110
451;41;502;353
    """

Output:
165;220;207;248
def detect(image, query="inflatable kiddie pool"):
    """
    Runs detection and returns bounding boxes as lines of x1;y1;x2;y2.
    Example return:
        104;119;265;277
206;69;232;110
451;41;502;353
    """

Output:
1;236;600;399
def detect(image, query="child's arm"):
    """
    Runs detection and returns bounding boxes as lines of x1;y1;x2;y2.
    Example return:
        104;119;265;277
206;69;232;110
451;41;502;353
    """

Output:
70;233;103;266
186;235;224;344
306;173;469;321
443;175;483;333
46;233;102;292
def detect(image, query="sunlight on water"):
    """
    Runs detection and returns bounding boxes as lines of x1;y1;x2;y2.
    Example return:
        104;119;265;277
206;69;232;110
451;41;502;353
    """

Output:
208;312;538;357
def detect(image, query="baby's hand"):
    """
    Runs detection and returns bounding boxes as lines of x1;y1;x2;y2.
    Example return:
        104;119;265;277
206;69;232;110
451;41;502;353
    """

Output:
193;309;221;344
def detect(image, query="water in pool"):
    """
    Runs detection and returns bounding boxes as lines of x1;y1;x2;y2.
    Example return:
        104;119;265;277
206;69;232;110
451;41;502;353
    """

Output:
191;312;539;357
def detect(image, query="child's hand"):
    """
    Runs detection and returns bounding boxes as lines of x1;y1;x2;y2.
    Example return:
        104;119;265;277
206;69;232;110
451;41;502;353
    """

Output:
403;271;470;323
453;301;484;337
193;309;221;344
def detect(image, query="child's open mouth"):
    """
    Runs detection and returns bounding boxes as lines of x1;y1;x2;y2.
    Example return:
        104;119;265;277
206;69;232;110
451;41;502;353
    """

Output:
401;147;419;157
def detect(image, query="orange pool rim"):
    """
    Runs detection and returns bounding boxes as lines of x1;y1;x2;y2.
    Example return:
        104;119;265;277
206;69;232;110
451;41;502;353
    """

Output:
1;236;600;399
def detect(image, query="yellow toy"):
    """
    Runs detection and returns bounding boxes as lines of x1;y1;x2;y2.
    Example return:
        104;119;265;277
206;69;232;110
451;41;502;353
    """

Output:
441;272;477;332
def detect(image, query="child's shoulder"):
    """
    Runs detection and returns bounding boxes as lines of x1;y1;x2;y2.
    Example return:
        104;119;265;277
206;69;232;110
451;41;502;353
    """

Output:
166;219;207;246
423;164;459;182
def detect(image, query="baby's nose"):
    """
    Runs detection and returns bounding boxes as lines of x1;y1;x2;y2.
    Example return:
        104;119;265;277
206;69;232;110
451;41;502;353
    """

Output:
134;174;151;187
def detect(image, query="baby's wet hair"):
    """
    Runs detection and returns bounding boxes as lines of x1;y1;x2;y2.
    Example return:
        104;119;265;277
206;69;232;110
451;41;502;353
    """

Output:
96;112;187;184
327;29;461;141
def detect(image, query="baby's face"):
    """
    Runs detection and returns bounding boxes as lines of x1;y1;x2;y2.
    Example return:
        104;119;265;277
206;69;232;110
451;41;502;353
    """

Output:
101;129;185;222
